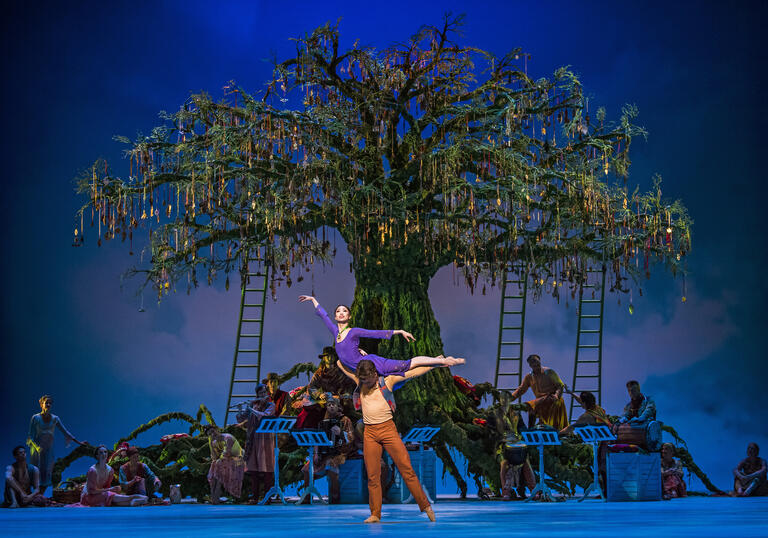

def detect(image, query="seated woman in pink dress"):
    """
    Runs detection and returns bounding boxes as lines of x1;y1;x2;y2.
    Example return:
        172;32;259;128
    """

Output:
80;445;147;507
660;443;687;500
299;295;465;376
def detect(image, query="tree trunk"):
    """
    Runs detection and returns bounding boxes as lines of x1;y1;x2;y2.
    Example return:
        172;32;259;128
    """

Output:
349;258;501;496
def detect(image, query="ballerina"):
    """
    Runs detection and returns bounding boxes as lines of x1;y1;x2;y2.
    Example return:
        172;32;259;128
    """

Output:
298;295;465;376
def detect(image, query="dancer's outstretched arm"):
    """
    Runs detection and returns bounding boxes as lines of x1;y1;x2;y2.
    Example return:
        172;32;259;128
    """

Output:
337;361;359;384
299;295;337;335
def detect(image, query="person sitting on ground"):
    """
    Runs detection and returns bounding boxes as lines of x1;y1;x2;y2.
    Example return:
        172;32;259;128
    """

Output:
119;446;161;499
301;395;355;504
264;373;290;416
660;443;687;500
204;425;245;504
560;391;611;436
617;380;656;429
733;442;767;497
80;445;147;506
3;445;49;508
508;355;568;430
237;384;276;504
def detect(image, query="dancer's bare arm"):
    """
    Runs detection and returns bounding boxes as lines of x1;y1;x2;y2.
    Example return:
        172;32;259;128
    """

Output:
337;361;359;384
298;295;319;308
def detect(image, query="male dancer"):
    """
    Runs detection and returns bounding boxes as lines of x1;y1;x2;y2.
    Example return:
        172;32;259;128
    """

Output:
337;358;436;523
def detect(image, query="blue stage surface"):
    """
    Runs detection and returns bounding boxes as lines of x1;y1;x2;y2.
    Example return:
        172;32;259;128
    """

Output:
2;497;767;537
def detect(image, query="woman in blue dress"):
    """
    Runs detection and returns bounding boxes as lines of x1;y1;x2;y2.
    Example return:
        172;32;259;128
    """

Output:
27;395;85;494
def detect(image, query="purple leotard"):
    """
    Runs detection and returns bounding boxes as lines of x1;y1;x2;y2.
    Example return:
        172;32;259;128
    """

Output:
315;305;412;376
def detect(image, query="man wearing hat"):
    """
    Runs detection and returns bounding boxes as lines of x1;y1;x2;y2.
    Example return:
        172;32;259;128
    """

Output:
308;346;357;397
263;372;289;416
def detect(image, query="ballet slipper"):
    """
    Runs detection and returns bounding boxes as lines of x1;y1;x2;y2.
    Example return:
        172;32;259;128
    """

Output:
364;515;381;523
444;356;466;366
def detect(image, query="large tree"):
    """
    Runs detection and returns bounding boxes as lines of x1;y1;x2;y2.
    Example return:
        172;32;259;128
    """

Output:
75;17;690;494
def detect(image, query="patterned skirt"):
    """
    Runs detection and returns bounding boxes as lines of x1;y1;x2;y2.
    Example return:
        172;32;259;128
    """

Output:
208;456;245;498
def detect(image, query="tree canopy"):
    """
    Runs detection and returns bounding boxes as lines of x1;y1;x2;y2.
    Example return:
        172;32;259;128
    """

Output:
75;15;691;303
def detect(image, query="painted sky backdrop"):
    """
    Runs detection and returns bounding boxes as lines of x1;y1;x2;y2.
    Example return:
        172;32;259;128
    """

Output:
1;1;766;492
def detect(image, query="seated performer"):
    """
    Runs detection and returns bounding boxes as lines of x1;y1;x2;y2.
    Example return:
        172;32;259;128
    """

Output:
237;384;276;503
300;395;354;504
509;355;568;431
264;373;289;415
80;445;147;506
299;295;465;376
204;425;245;504
499;439;536;500
560;391;611;435
617;380;656;428
119;446;161;498
3;446;49;508
309;346;357;397
733;443;767;497
338;359;437;523
660;443;687;500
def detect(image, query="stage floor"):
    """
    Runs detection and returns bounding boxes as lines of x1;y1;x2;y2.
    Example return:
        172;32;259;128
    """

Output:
2;496;767;537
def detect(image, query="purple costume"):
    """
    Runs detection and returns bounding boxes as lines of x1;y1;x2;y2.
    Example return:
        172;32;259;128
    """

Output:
315;305;412;376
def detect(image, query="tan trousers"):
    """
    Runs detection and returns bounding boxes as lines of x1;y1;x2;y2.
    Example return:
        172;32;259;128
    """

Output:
363;420;429;518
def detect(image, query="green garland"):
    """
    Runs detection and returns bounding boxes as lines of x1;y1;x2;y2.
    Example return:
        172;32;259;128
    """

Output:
52;373;723;501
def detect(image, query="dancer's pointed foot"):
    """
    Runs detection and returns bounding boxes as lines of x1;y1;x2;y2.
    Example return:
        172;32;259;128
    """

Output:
364;515;381;524
443;356;465;367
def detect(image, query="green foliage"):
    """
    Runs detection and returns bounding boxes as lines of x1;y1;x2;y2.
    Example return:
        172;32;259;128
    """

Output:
53;395;721;501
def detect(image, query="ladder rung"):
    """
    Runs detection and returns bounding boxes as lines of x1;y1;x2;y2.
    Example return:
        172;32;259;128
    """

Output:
246;272;266;276
582;285;596;289
502;311;524;315
505;295;525;299
580;315;601;318
501;342;522;346
505;280;523;284
241;318;263;322
581;299;601;303
497;373;520;376
235;364;261;368
237;349;261;353
502;326;523;330
575;375;599;378
232;379;260;383
578;344;601;349
239;334;262;338
499;357;521;360
580;329;600;334
575;359;601;363
243;304;264;307
231;394;255;398
245;288;266;292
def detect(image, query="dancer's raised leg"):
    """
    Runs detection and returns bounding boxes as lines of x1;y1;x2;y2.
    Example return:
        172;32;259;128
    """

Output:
409;355;465;369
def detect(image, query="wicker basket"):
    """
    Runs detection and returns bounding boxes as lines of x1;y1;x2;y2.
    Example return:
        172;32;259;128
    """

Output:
53;482;83;504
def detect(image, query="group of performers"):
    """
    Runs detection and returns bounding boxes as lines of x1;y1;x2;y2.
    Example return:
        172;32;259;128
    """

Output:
4;295;767;515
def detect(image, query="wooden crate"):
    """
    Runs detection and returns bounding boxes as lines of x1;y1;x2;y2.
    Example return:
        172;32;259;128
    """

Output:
338;457;368;504
607;452;661;501
386;448;437;504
